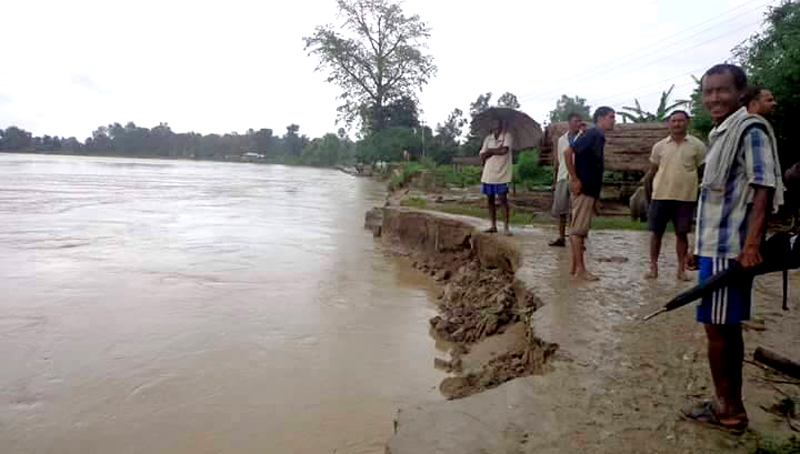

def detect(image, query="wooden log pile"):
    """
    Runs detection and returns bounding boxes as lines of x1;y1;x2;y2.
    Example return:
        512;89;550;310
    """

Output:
540;122;670;172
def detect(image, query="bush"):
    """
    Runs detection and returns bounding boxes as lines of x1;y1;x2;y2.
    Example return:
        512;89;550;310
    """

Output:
514;148;552;188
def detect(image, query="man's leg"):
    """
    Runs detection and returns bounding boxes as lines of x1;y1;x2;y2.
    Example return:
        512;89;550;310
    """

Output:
675;202;695;281
487;193;497;232
645;200;667;279
647;232;663;279
687;257;749;430
558;215;567;240
676;233;690;281
705;324;747;423
570;195;598;280
498;193;510;234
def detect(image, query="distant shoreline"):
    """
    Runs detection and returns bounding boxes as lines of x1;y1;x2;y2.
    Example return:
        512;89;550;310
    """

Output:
0;150;344;170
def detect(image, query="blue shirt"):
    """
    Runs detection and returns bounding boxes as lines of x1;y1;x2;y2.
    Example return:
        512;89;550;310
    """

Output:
572;127;605;199
695;123;777;259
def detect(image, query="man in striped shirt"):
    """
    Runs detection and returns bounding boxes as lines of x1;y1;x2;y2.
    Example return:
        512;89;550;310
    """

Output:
683;64;780;433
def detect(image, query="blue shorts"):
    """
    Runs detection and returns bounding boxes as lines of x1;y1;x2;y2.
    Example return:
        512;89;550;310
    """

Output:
482;183;509;195
696;257;753;324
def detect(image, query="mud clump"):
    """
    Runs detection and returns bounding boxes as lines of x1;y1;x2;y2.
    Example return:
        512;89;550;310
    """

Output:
416;251;528;344
439;338;558;400
411;247;555;400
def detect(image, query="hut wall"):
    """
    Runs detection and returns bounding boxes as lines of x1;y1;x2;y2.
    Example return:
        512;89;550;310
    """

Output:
540;122;669;172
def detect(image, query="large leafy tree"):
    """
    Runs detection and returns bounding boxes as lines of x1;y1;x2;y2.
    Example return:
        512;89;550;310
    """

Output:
619;85;690;123
304;0;436;132
549;95;591;123
496;92;521;109
734;0;800;169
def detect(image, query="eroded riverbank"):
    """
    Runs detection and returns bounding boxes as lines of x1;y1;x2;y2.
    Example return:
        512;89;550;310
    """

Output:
376;206;800;454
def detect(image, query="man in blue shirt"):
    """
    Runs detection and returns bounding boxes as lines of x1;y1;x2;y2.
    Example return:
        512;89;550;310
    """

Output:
563;106;616;281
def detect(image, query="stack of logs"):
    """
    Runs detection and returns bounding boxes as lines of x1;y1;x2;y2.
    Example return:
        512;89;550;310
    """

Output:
540;122;669;172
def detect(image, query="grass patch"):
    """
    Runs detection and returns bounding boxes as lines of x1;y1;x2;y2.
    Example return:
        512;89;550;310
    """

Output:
754;436;800;454
399;199;649;231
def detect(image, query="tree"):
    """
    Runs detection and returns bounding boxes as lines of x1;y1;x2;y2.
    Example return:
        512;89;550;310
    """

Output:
548;95;591;123
618;85;690;123
1;126;33;151
689;76;714;139
435;108;467;144
469;92;492;118
734;0;800;170
304;0;437;131
302;133;344;166
496;92;521;109
381;95;420;129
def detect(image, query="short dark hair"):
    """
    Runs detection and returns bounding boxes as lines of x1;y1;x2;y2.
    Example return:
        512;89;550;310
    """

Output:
593;106;615;123
668;110;690;121
743;85;766;106
702;64;747;91
567;112;583;122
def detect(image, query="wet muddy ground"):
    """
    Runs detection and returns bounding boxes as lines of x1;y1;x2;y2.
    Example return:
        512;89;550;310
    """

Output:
388;212;800;454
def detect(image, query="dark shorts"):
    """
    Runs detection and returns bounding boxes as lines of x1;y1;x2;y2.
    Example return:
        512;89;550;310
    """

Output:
482;183;509;196
648;200;695;235
696;257;753;324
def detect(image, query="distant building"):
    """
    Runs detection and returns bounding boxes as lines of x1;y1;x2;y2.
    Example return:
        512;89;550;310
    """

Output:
242;152;265;160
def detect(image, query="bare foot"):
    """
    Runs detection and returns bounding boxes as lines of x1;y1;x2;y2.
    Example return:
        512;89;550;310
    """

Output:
483;227;497;234
677;273;693;282
576;271;600;281
644;269;658;280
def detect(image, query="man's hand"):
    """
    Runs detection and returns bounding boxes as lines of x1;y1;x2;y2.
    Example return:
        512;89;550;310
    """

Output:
569;178;582;196
738;243;763;269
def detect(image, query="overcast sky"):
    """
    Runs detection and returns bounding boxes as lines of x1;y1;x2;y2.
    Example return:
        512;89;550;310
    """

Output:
0;0;775;140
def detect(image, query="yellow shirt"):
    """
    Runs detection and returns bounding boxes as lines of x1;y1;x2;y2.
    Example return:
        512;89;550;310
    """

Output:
479;131;514;184
650;134;706;202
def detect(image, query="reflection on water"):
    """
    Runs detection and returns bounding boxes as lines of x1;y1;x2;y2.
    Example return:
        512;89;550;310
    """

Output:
0;154;445;454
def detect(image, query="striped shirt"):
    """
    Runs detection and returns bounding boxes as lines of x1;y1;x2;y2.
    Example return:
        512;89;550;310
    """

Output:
695;112;777;259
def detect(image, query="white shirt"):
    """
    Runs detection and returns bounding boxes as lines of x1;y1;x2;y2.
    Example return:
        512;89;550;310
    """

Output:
556;130;581;182
479;131;514;184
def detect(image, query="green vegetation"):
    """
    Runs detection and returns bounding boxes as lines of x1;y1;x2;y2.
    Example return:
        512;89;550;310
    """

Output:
754;436;800;454
514;149;553;189
0;123;356;167
549;95;592;123
400;198;648;231
734;0;800;170
690;1;799;156
619;85;690;123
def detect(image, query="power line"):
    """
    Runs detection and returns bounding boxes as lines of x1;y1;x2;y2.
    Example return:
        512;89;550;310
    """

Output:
516;0;774;103
520;17;764;117
589;68;704;106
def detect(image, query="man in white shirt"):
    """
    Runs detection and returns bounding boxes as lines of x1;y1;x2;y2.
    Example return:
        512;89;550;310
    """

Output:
549;113;583;247
479;119;514;235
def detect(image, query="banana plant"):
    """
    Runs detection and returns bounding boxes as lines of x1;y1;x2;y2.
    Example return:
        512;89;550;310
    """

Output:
619;85;690;123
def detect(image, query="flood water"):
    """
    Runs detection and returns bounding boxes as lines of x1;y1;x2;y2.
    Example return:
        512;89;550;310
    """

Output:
0;154;445;454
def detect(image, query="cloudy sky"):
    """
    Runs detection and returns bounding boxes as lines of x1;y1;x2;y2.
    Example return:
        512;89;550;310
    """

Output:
0;0;775;140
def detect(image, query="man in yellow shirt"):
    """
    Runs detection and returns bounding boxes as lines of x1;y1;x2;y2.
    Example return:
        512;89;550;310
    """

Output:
645;110;706;281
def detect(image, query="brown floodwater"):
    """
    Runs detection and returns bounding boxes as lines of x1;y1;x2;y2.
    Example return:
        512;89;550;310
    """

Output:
0;154;446;454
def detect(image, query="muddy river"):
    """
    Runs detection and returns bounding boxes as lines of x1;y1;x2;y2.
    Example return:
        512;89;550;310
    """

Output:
0;154;446;454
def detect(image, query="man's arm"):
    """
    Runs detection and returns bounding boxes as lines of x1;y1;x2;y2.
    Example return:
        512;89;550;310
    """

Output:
552;152;560;185
739;186;774;268
643;164;658;202
564;146;581;195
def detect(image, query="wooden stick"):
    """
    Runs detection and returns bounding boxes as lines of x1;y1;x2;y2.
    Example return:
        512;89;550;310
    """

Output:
754;347;800;379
